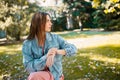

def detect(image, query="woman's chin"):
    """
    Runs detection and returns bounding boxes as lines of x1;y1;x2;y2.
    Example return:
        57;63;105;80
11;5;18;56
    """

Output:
46;30;51;32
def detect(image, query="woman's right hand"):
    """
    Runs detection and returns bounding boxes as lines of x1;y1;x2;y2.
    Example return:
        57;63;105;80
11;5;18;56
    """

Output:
47;48;57;57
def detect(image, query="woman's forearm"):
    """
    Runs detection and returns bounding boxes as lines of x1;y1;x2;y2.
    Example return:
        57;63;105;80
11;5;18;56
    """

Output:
57;49;66;55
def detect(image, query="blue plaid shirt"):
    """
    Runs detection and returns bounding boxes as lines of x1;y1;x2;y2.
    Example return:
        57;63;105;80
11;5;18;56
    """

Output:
22;32;77;80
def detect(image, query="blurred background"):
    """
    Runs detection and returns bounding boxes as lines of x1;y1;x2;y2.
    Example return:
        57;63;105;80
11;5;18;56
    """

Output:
0;0;120;41
0;0;120;80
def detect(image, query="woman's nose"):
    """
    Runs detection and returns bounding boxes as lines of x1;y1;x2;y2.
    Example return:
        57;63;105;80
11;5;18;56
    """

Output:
50;21;52;25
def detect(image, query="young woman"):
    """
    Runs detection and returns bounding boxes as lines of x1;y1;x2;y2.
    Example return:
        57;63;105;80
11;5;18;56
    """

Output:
22;12;77;80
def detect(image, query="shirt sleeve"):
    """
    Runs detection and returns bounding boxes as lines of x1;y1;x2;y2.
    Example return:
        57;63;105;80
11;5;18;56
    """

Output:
22;40;47;73
57;35;77;57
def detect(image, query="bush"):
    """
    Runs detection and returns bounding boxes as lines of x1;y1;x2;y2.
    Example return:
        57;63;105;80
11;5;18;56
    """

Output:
52;16;67;31
6;24;21;40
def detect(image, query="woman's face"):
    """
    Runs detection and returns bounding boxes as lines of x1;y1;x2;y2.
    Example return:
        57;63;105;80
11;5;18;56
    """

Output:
45;15;52;32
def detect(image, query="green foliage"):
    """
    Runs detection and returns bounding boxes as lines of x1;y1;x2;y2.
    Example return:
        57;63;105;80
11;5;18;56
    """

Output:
6;24;21;40
0;0;28;6
92;0;120;31
92;10;107;28
92;9;120;30
0;0;30;40
0;0;54;40
63;0;95;30
52;16;67;31
106;18;120;31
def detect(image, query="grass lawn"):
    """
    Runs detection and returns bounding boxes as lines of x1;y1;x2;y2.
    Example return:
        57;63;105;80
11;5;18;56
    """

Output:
0;31;120;80
55;30;120;39
0;43;28;80
63;45;120;80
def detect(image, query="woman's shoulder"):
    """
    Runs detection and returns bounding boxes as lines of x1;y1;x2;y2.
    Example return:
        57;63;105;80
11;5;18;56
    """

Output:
23;39;34;46
50;32;60;38
50;33;65;41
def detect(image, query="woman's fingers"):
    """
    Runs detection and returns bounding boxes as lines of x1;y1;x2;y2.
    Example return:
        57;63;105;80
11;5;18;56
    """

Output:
47;49;57;58
51;48;58;54
48;48;58;55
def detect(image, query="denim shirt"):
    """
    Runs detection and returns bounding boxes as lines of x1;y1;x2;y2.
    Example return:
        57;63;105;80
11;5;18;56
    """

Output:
22;32;77;80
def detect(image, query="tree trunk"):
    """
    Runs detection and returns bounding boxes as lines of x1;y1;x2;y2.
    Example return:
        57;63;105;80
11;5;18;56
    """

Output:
77;16;83;31
66;14;73;30
15;31;21;41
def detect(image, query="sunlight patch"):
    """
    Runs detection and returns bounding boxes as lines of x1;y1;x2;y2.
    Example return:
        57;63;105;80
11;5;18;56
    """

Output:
79;53;120;64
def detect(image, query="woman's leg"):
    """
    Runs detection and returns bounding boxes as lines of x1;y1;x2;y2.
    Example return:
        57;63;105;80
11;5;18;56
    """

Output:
28;71;54;80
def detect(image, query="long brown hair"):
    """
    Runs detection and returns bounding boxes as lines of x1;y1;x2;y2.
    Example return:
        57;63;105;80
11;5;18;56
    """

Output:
27;12;50;47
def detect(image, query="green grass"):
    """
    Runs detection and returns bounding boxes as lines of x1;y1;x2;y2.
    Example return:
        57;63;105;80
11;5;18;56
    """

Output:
0;31;120;80
63;45;120;80
0;43;28;79
56;30;120;39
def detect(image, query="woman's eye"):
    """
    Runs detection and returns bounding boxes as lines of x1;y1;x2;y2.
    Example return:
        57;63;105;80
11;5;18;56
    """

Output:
47;20;50;22
50;20;52;22
47;20;51;22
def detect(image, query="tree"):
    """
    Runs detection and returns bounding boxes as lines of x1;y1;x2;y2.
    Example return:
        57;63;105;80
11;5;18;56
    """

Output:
0;0;29;40
63;0;95;31
92;0;120;30
0;0;47;40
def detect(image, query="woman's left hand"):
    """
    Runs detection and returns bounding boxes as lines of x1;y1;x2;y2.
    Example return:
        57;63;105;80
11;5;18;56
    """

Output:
46;54;55;67
46;48;57;67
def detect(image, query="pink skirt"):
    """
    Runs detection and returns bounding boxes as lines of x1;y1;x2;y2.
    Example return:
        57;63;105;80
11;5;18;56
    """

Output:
28;71;64;80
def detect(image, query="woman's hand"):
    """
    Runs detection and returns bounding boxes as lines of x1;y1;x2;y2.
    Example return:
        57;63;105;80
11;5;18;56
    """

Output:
46;48;57;67
47;48;57;57
46;54;55;67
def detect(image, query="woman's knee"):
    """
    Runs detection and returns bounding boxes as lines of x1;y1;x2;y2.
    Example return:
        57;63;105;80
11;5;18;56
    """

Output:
28;72;42;80
27;71;53;80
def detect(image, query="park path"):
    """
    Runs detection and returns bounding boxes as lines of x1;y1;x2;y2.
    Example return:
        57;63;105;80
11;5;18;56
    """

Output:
66;34;120;49
0;31;120;49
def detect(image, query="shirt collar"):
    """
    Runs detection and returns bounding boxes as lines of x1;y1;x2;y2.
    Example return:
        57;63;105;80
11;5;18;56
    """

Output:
46;32;52;42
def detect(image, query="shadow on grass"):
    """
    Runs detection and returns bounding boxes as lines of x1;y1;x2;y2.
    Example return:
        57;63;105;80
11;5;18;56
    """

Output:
63;45;120;80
